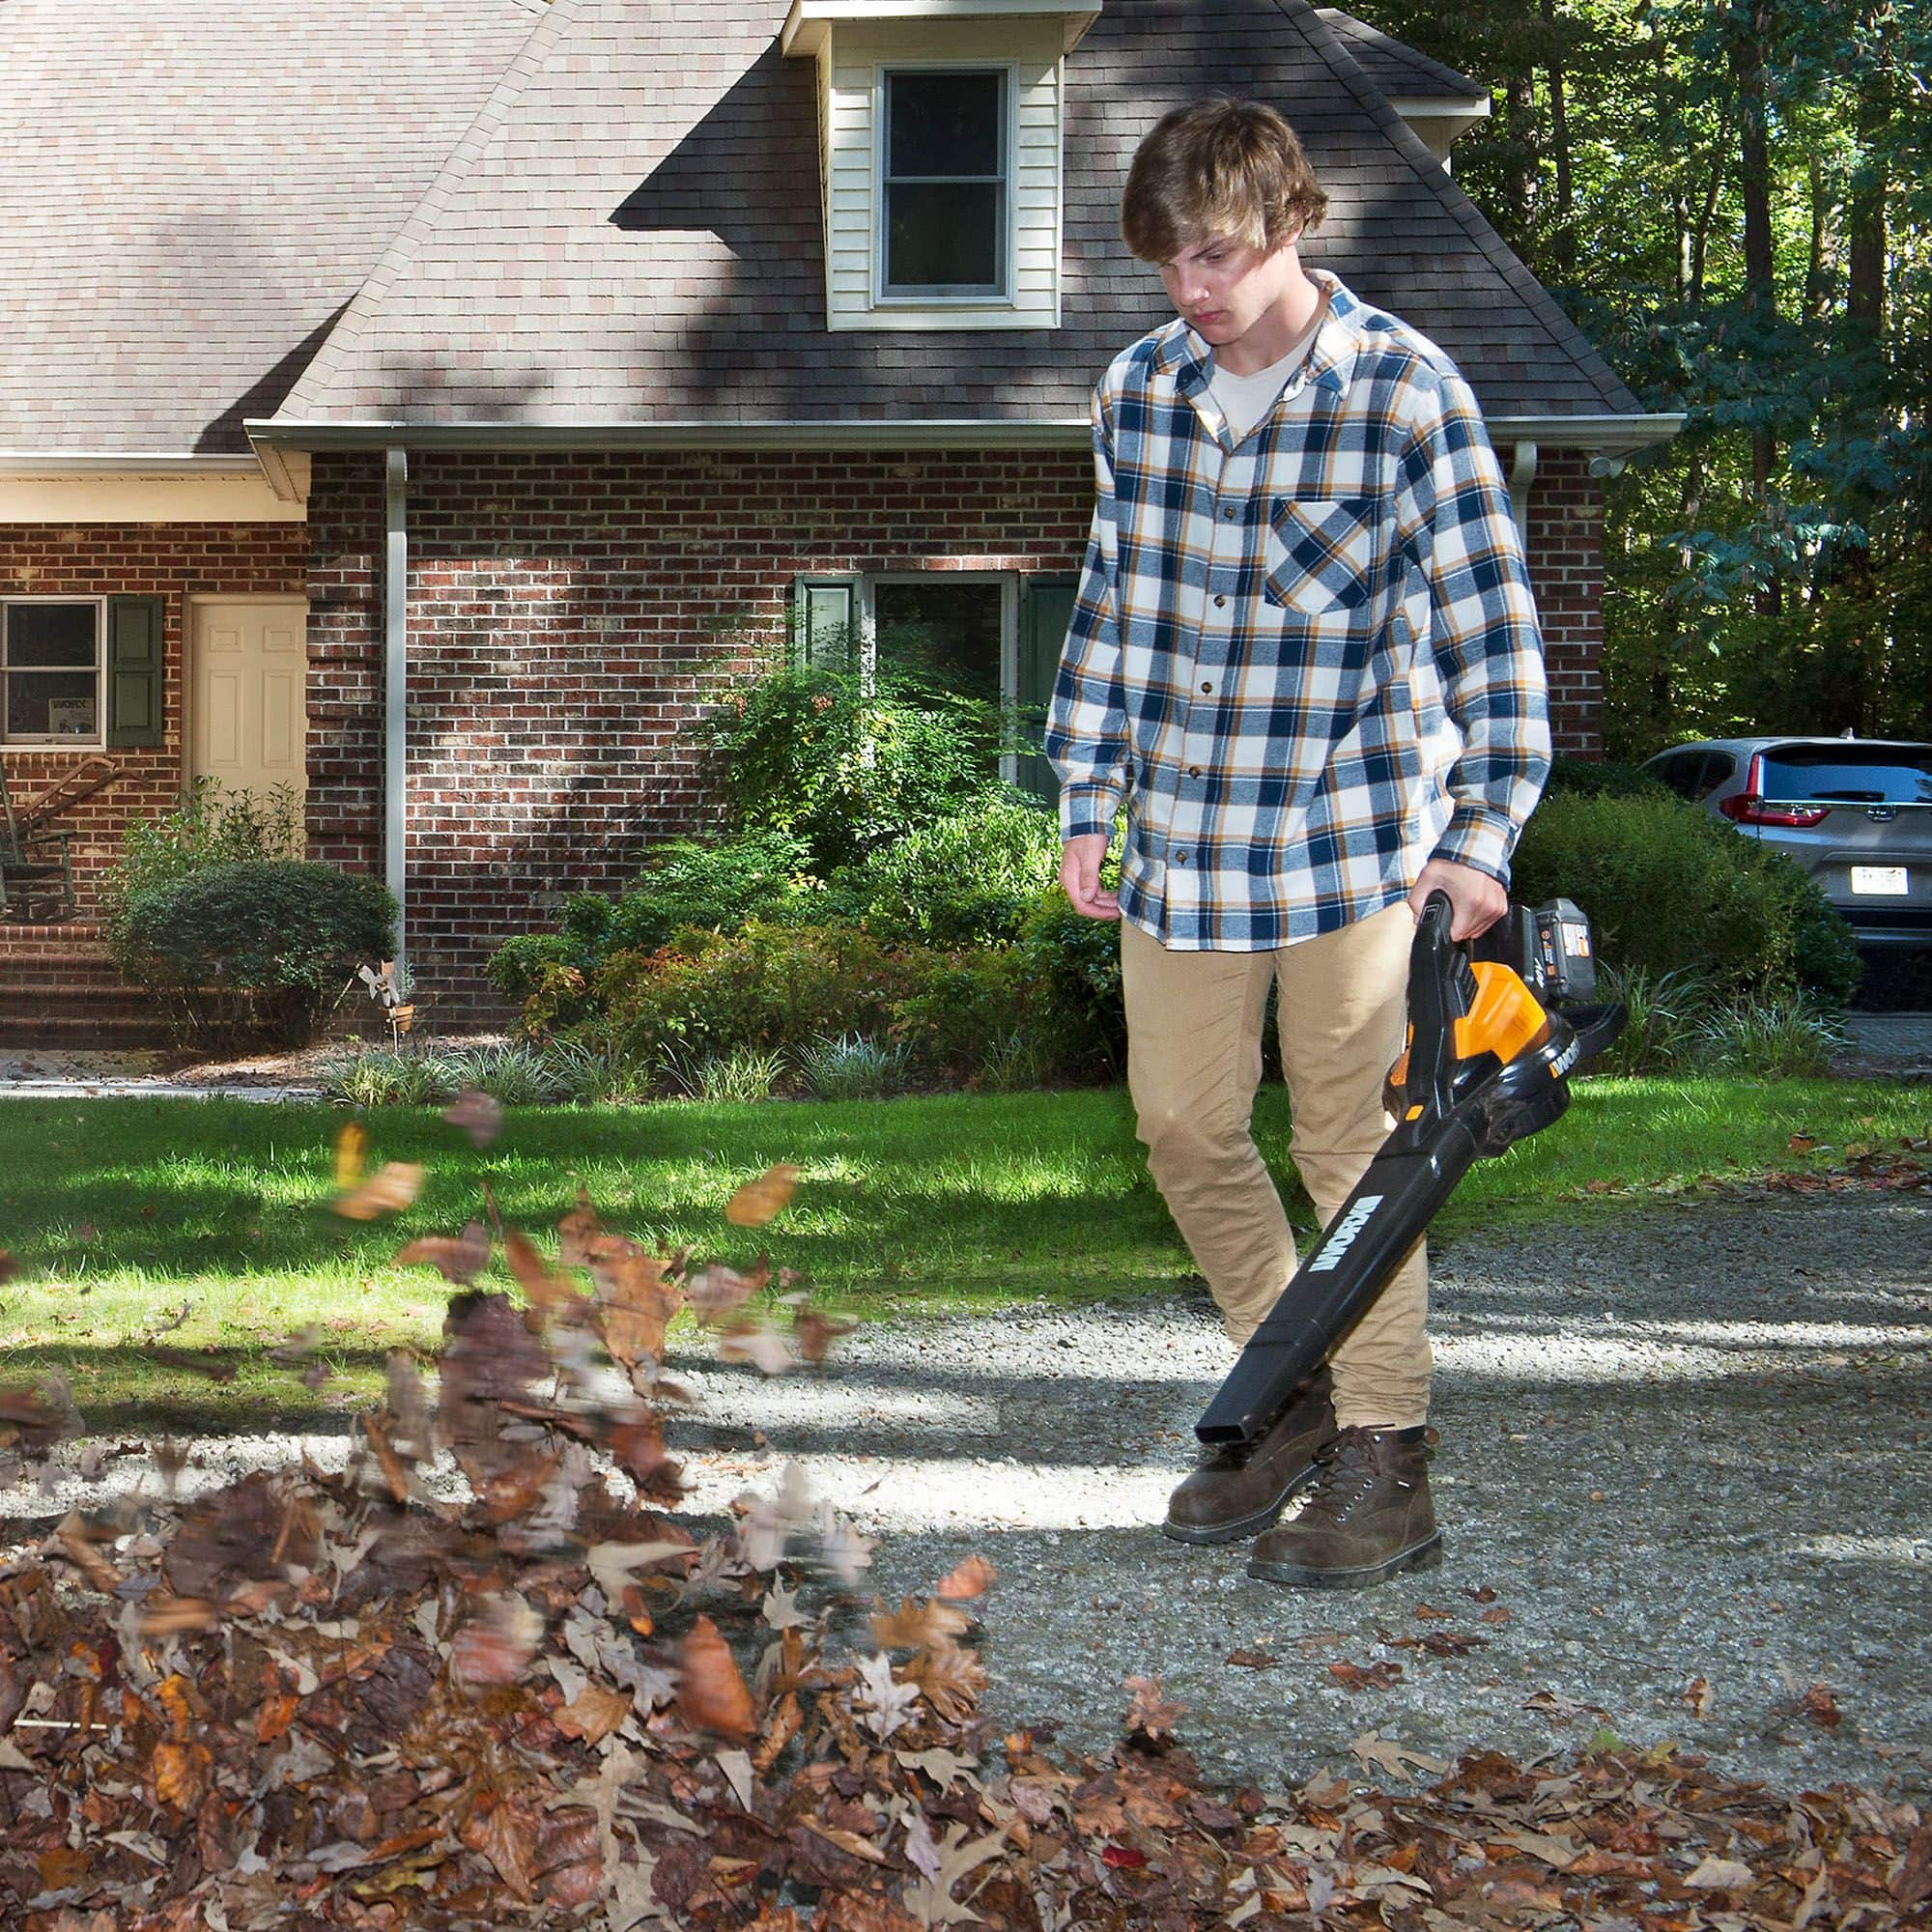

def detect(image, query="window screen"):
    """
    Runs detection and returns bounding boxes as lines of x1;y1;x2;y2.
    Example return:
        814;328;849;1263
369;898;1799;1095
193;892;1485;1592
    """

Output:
882;70;1008;296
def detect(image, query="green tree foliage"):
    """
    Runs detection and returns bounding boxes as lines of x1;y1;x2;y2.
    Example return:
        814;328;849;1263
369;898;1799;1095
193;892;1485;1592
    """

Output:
1352;0;1931;755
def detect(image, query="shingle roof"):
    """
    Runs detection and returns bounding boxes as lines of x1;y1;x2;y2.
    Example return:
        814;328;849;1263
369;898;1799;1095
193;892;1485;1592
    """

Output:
1315;8;1488;102
0;0;544;457
277;0;1639;431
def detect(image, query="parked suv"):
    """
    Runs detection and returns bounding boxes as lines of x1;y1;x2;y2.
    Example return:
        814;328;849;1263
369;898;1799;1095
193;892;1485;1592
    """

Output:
1641;736;1932;949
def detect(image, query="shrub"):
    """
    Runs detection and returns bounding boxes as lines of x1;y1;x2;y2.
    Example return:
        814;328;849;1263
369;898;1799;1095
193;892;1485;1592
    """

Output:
824;794;1061;948
1588;964;1715;1075
693;661;1010;871
107;779;305;908
1014;891;1126;1074
443;1040;573;1106
110;860;397;1047
1542;756;1671;802
1511;791;1859;1006
486;835;822;1033
596;921;930;1071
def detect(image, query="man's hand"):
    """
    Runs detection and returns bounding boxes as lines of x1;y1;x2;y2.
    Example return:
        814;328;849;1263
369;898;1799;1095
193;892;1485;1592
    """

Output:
1406;858;1507;941
1060;834;1121;921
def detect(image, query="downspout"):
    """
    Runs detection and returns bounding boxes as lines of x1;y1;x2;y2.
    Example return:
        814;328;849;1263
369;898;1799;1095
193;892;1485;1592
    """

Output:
1508;440;1538;538
384;447;409;970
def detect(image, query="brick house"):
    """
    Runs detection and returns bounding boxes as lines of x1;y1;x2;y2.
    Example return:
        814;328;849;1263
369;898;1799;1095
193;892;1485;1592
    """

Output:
1;0;1678;1031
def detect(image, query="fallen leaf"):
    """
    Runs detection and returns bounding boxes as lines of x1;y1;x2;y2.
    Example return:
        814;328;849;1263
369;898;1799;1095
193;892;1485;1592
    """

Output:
442;1086;503;1148
1683;1674;1715;1718
332;1160;423;1222
1478;1603;1512;1625
333;1122;367;1189
724;1164;801;1228
1122;1675;1186;1740
677;1614;755;1739
855;1652;921;1740
1350;1731;1448;1779
503;1225;580;1317
1686;1855;1756;1890
872;1597;972;1651
148;1345;238;1383
451;1593;544;1690
1328;1660;1404;1691
1225;1649;1277;1669
393;1220;491;1285
1800;1683;1842;1728
934;1553;998;1602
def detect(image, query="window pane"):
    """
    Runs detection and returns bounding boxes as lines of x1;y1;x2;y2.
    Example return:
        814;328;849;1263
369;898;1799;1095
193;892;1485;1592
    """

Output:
886;183;1000;289
888;71;1001;179
875;582;1003;699
5;670;99;738
7;603;97;668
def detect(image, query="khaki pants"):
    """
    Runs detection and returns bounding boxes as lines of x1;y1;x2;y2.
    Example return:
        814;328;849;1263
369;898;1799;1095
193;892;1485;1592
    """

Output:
1121;903;1432;1429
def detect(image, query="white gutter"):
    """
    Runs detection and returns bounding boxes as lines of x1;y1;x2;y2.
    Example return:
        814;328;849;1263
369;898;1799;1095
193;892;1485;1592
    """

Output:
1508;440;1538;534
384;447;409;971
0;452;265;473
247;412;1686;457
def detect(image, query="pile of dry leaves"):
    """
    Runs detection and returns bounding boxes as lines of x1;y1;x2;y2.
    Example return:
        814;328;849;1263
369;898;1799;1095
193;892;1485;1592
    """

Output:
0;1124;1926;1931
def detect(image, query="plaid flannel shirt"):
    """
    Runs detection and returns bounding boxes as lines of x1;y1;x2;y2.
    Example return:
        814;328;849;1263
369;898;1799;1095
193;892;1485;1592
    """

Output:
1046;271;1550;951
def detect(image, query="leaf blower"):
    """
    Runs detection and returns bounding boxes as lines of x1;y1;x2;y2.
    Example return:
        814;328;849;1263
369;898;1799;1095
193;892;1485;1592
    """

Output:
1193;893;1627;1447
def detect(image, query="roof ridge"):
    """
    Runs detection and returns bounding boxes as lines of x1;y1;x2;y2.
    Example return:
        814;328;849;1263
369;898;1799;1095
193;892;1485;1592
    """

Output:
1314;7;1486;100
273;0;578;423
1286;0;1634;415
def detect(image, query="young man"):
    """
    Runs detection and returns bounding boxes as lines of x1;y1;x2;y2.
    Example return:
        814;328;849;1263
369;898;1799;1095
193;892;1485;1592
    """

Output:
1046;97;1550;1588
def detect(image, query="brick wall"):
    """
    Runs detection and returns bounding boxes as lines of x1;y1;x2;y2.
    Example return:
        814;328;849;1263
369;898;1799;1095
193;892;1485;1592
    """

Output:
309;442;1605;1018
1520;446;1604;759
0;524;305;924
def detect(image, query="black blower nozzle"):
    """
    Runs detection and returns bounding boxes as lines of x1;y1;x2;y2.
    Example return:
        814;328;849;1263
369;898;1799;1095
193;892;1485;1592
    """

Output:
1193;894;1624;1447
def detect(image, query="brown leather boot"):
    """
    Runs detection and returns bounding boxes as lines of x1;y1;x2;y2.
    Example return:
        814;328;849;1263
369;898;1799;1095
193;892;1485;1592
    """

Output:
1246;1424;1441;1588
1163;1370;1338;1545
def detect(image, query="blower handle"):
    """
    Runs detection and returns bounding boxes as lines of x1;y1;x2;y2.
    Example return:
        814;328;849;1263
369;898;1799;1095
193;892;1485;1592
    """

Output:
1405;891;1480;1125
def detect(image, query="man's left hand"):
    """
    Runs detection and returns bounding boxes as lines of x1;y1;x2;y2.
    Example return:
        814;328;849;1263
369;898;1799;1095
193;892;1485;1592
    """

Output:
1406;858;1508;941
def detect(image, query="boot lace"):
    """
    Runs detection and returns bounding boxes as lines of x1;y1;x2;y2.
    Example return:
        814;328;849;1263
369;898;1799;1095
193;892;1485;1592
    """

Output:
1293;1427;1382;1525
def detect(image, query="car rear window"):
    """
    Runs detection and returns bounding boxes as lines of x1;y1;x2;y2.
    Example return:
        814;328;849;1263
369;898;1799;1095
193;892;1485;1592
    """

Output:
1759;745;1932;806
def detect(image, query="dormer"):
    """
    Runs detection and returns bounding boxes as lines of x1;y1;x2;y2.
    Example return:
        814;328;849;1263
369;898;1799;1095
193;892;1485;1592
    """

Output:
781;0;1101;330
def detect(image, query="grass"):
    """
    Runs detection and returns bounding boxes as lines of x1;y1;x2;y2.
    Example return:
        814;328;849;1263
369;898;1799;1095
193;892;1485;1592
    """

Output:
0;1075;1924;1433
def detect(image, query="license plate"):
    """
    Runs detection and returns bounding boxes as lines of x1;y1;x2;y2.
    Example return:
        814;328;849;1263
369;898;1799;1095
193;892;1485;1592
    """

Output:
1850;866;1909;896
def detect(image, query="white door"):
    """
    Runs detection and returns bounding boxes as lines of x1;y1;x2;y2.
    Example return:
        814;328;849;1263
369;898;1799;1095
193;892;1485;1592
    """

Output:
189;600;307;802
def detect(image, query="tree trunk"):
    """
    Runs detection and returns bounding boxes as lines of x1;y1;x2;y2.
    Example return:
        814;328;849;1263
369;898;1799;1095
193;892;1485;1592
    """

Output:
1541;0;1575;278
1728;3;1780;616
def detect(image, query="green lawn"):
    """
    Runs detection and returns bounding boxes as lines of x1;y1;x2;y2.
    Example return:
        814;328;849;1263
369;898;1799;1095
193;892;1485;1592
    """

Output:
0;1076;1924;1431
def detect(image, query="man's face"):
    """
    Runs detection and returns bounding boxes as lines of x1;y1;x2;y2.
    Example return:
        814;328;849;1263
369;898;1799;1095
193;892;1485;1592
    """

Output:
1159;232;1302;355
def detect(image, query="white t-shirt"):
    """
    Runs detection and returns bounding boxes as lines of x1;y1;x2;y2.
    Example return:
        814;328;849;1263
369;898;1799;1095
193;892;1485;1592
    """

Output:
1208;306;1327;443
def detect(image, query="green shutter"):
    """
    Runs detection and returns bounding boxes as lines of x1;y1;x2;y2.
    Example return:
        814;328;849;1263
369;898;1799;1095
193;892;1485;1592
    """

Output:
1016;576;1076;805
106;596;165;748
794;578;858;668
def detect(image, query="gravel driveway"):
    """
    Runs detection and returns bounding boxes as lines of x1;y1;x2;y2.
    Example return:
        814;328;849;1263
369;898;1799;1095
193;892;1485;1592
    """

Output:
7;1192;1927;1799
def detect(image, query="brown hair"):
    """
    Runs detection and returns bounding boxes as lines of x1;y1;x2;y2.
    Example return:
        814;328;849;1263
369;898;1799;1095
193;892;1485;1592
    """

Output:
1120;97;1328;264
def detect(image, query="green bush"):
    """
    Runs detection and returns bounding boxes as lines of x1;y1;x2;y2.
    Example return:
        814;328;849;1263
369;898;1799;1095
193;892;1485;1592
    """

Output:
1014;891;1126;1075
107;779;305;908
693;662;1010;871
319;1045;462;1108
1542;756;1671;802
796;1032;914;1100
110;860;396;1047
825;794;1060;947
595;921;930;1070
1511;791;1860;1006
486;835;823;1033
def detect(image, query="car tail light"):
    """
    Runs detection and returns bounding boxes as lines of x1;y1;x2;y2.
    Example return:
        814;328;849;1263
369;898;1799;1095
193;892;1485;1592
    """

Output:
1719;753;1831;827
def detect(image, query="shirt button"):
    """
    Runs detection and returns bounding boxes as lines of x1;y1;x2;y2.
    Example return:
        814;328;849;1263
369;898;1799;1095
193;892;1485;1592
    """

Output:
1200;680;1213;694
1213;594;1228;608
1222;506;1237;520
1174;851;1188;865
1188;766;1202;779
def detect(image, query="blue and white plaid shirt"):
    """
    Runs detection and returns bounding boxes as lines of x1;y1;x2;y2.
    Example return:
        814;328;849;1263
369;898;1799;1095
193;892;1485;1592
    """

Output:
1046;271;1550;951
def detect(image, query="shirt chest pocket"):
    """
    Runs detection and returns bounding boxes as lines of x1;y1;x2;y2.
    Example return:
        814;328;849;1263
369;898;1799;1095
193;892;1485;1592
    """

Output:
1264;496;1377;617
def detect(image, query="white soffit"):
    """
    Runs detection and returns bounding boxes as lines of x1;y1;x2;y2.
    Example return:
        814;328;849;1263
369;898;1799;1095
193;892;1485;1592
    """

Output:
781;0;1102;58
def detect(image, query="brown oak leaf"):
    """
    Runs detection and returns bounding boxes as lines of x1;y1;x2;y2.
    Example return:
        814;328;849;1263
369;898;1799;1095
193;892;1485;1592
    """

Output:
677;1613;756;1739
724;1164;802;1228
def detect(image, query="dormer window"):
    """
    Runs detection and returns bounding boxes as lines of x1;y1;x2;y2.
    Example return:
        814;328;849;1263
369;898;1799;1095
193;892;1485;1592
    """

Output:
880;68;1009;300
781;0;1099;332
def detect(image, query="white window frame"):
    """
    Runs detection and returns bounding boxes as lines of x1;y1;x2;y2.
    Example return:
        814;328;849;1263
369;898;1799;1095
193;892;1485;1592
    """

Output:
871;62;1018;307
0;596;107;750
